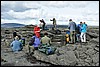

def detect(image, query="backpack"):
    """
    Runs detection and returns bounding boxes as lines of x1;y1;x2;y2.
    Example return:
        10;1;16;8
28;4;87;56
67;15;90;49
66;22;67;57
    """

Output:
29;37;35;46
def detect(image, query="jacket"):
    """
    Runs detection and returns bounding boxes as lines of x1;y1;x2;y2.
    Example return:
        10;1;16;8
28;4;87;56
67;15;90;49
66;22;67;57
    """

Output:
10;40;23;52
32;36;41;47
81;24;87;33
68;21;76;31
77;24;82;34
41;36;51;45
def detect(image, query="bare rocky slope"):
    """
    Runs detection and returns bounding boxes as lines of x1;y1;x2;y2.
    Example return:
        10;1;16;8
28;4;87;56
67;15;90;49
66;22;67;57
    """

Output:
1;26;99;66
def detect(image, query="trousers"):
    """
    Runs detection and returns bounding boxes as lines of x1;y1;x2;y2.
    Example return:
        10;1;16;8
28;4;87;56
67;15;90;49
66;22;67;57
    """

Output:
80;32;86;42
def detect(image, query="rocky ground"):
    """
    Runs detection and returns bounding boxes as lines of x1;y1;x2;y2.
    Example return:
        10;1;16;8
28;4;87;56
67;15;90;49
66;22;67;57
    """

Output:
1;26;99;66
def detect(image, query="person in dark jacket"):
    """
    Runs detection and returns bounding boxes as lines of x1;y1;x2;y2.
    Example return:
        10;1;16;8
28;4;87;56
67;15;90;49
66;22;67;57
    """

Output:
13;30;17;38
41;19;46;30
76;22;82;42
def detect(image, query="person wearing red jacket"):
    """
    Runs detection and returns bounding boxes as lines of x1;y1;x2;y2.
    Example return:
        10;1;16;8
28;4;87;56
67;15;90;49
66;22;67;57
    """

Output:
33;24;40;38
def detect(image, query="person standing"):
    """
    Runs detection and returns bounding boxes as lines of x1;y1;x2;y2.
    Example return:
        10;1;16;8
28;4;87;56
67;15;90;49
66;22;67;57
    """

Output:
41;19;46;30
50;18;57;30
39;20;43;30
68;19;76;44
76;22;82;42
80;22;87;43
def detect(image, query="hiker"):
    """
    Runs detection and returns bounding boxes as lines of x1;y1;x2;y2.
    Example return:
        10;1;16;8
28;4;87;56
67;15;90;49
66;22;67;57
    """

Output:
13;30;17;38
39;20;43;30
50;18;57;30
80;22;87;43
10;36;23;52
28;34;41;54
68;19;76;44
76;22;82;42
40;32;51;46
33;24;40;38
40;19;46;30
66;30;70;45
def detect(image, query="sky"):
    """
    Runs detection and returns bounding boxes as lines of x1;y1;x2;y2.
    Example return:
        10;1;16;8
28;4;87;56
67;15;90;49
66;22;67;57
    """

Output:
1;1;99;26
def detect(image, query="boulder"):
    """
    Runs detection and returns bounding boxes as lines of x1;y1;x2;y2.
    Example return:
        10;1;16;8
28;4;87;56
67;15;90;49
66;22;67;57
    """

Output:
33;50;78;66
92;53;99;64
86;32;99;38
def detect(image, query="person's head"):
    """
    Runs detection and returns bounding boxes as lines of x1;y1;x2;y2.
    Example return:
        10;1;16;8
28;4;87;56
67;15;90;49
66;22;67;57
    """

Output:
69;19;72;22
84;22;86;24
44;32;48;36
42;19;44;21
53;18;55;20
80;22;82;24
15;36;19;40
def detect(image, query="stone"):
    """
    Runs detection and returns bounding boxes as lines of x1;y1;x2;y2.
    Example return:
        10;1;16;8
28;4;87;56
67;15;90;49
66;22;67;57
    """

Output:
92;54;99;63
96;63;99;66
85;49;96;56
33;50;78;66
94;47;99;52
86;32;99;38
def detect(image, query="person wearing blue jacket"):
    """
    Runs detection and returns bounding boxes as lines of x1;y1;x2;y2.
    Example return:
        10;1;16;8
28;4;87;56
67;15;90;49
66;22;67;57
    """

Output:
80;22;87;43
32;35;41;50
76;22;82;42
28;34;41;54
10;36;23;52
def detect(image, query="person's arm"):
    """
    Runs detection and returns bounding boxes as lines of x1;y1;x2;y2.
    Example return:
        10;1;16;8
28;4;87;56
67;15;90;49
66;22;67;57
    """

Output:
20;42;23;49
49;38;52;45
50;19;53;21
10;42;13;47
68;23;70;29
81;25;84;29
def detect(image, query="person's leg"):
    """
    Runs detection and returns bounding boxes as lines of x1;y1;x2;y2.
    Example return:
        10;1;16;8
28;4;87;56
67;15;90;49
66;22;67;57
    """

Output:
80;32;84;42
73;31;76;43
70;31;73;43
83;33;86;42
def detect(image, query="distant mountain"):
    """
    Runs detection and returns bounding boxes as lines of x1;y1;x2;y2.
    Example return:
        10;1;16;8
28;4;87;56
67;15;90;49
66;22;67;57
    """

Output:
1;23;25;28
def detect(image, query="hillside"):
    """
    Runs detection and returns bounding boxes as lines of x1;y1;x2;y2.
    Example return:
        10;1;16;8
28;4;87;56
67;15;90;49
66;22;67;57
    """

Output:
1;25;99;66
1;23;25;28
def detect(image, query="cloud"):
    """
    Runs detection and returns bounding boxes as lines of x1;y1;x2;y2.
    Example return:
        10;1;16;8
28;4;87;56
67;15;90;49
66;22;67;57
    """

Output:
1;1;99;26
6;9;40;20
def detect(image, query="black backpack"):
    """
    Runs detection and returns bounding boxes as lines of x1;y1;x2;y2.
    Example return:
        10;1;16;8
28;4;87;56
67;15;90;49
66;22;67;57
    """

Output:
29;37;35;46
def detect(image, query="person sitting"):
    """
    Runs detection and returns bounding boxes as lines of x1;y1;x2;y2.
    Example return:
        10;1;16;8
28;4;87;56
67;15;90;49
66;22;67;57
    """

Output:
13;30;17;38
33;24;40;38
10;36;23;52
28;34;41;54
40;32;51;46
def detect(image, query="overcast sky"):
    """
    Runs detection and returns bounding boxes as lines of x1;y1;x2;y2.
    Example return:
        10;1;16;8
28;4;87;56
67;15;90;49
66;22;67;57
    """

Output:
1;1;99;26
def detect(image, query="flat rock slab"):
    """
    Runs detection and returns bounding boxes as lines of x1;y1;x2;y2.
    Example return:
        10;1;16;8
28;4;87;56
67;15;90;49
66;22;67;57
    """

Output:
33;50;78;66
